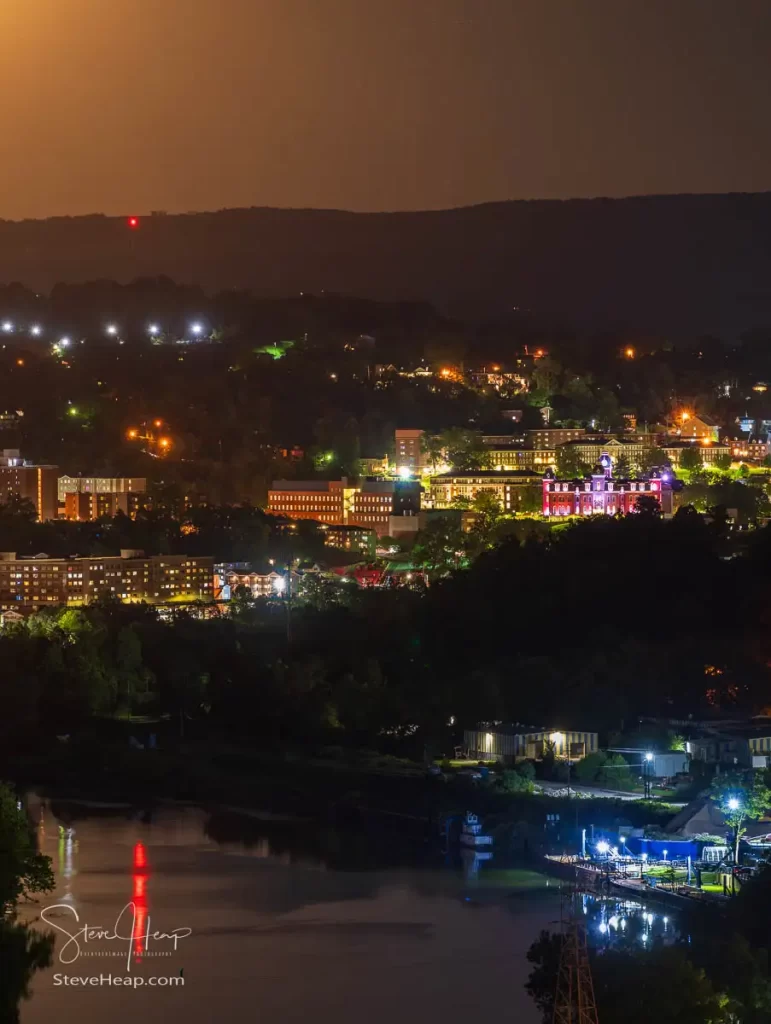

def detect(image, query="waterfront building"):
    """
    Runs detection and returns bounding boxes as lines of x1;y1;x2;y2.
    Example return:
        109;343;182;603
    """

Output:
463;726;598;762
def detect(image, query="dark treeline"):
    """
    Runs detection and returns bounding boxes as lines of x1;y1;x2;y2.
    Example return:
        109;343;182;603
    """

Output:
3;512;771;760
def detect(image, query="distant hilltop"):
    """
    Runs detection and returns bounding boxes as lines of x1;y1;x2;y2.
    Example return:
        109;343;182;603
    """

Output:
1;193;771;335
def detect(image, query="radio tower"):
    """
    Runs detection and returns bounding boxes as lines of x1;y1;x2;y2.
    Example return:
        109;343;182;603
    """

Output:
552;920;599;1024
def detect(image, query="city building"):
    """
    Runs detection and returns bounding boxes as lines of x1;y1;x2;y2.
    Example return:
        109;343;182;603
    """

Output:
429;470;542;510
267;478;421;537
0;450;58;521
468;368;528;391
542;462;672;516
394;428;426;474
525;427;586;448
483;446;556;471
688;721;771;769
463;726;598;762
660;440;731;468
57;475;148;504
214;565;298;601
0;550;213;610
557;436;659;471
63;491;147;521
320;524;376;554
727;437;769;462
668;412;721;441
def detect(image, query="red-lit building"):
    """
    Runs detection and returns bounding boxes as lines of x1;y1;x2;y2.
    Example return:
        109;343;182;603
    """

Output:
542;459;671;517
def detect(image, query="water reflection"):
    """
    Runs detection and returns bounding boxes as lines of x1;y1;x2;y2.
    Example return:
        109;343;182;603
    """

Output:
17;796;683;1024
580;891;681;951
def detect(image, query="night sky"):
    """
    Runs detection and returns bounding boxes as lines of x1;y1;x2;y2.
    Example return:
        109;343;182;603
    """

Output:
3;0;771;218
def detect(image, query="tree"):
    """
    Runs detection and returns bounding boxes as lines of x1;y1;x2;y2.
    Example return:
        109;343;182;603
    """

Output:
468;490;504;541
679;446;703;473
714;453;732;472
0;784;54;911
420;433;446;472
737;462;751;479
555;444;590;478
439;428;487;472
711;771;771;864
613;453;632;478
639;447;670;472
634;494;662;517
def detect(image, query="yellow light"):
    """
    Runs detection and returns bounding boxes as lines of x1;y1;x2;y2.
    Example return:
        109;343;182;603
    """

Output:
153;418;163;428
624;347;635;359
127;428;138;439
550;731;564;744
440;368;451;378
491;364;501;372
159;437;171;449
681;412;690;422
15;358;23;366
701;438;712;446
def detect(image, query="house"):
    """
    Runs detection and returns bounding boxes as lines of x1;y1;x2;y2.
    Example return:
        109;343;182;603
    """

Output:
688;721;771;769
463;726;598;763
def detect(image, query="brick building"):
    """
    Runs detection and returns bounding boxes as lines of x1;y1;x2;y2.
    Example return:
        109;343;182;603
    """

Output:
542;461;672;517
0;450;58;521
63;491;147;521
0;551;213;610
267;478;421;537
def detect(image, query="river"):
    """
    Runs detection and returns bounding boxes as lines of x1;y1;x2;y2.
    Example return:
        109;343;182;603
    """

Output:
16;796;676;1023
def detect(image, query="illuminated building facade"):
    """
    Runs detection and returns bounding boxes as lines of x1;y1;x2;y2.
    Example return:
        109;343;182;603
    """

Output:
557;436;659;470
660;440;731;468
0;450;58;521
429;470;541;510
668;413;720;441
483;446;556;471
463;726;599;763
267;478;420;536
542;460;672;516
57;475;147;504
394;429;426;473
0;551;213;610
525;428;586;448
727;437;769;463
63;491;147;521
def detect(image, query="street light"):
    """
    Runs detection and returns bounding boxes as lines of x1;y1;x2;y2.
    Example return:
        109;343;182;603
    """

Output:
596;840;609;856
728;797;740;811
30;324;42;336
106;324;118;336
189;322;203;337
148;323;160;336
59;337;70;348
2;321;13;333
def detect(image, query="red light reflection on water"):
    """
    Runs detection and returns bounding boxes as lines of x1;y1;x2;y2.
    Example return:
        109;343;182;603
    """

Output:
132;842;149;961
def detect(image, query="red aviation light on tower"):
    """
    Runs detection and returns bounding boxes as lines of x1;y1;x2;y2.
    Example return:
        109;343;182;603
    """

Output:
127;216;140;229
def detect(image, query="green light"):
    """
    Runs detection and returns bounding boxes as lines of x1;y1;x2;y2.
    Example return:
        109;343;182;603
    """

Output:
68;407;78;416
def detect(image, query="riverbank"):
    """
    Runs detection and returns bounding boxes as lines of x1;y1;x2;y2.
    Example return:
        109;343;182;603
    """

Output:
4;733;675;844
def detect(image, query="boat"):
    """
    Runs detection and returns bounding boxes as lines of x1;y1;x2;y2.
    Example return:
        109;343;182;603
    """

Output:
459;811;493;848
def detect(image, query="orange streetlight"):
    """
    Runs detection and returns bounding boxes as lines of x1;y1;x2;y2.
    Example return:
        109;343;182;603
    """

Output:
624;347;635;359
15;358;23;367
153;418;163;428
127;428;138;440
159;437;171;449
